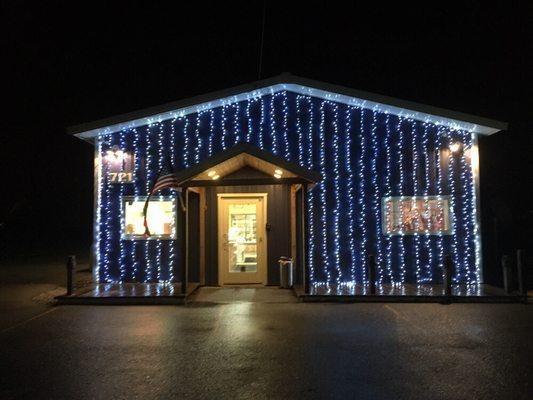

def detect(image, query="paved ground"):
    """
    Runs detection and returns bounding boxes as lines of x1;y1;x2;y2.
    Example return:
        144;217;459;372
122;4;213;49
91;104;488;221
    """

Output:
1;259;532;399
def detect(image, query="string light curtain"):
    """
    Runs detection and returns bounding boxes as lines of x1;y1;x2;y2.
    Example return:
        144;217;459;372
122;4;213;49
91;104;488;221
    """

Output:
95;91;480;286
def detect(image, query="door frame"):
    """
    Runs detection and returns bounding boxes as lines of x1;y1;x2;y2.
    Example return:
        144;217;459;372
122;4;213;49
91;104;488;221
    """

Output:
217;193;268;286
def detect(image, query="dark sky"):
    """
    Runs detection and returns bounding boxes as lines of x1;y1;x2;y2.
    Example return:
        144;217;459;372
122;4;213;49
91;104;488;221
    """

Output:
2;1;532;256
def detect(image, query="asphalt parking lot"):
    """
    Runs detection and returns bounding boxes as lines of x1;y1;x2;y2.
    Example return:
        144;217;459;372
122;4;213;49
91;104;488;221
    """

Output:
1;258;531;399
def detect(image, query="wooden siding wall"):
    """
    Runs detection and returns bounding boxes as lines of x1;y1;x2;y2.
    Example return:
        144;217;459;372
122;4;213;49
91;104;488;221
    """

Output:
187;191;200;283
204;167;291;285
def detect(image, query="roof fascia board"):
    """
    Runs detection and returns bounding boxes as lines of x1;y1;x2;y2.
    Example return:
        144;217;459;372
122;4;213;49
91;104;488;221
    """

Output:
70;74;507;140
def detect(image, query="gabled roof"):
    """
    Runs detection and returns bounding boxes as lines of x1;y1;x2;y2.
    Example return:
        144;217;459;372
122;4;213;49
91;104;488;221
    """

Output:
174;143;321;186
68;73;507;140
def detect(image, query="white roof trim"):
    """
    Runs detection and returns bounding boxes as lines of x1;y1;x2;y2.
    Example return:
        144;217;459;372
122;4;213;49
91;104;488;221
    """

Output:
72;81;504;140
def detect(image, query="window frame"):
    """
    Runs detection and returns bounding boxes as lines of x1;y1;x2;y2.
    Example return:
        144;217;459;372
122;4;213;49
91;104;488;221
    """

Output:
381;195;453;236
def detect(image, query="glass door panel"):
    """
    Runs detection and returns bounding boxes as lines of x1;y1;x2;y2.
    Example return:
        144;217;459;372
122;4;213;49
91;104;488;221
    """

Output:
227;203;258;273
218;195;266;285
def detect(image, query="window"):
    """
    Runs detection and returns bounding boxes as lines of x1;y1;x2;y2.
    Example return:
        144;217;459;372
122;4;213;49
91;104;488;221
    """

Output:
382;196;452;235
123;197;177;240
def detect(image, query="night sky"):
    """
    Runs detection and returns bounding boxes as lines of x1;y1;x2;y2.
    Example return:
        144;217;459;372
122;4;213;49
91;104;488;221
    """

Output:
2;2;532;269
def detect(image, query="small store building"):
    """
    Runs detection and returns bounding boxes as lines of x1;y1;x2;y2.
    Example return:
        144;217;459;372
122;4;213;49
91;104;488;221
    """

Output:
69;74;507;298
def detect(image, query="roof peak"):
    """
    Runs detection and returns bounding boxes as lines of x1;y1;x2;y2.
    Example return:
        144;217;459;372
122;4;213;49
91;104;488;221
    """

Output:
68;73;507;140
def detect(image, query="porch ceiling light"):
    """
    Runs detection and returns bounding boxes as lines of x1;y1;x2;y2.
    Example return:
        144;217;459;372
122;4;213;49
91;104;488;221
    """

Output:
212;175;220;180
274;169;283;175
274;173;282;179
207;170;216;177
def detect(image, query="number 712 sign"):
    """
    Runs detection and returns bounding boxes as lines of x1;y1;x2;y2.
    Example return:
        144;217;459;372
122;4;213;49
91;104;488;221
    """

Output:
108;172;133;183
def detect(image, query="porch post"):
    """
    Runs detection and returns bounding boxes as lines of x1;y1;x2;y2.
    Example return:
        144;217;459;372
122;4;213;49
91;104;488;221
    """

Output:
181;189;188;294
303;184;310;294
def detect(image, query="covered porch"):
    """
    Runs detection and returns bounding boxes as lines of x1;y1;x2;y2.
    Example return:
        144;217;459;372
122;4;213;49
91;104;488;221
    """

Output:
175;143;321;294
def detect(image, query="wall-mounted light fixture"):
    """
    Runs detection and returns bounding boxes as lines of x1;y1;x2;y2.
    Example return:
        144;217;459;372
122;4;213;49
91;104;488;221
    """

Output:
449;142;462;153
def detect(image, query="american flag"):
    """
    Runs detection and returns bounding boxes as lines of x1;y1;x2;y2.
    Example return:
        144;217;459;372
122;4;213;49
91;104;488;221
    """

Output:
143;160;180;236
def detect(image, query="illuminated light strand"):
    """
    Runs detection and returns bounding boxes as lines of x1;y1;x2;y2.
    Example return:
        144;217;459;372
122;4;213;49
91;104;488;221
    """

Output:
344;106;358;283
469;131;482;284
102;133;113;282
221;103;228;151
144;124;154;281
130;127;141;281
357;108;368;284
281;91;290;160
459;130;473;283
395;116;406;284
305;96;316;283
383;113;395;283
232;102;241;146
183;116;190;167
295;95;304;165
258;96;265;149
95;92;481;286
369;107;383;283
329;101;342;284
156;121;165;282
446;129;460;283
245;98;254;143
208;110;215;156
168;119;177;283
421;122;434;282
118;128;127;281
318;100;331;283
269;93;279;155
94;135;104;283
194;112;202;164
410;119;422;283
435;127;445;277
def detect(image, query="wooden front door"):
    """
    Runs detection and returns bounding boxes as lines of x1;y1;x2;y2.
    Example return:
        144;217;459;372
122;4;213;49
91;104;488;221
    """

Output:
218;194;267;285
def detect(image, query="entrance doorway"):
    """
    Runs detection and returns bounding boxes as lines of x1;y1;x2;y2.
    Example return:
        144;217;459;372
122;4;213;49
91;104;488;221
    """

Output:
217;194;267;285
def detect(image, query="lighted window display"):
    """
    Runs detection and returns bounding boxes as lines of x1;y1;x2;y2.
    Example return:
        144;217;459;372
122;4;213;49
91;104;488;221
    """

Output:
123;197;176;239
382;196;452;235
105;146;134;183
228;203;258;273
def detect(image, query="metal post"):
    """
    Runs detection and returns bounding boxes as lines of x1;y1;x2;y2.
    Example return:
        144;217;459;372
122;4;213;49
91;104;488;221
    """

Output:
443;254;454;300
516;249;526;299
502;255;511;294
367;254;376;295
66;255;76;296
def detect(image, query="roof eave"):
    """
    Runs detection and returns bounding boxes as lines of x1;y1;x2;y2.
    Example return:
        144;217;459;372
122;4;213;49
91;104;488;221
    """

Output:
68;73;508;140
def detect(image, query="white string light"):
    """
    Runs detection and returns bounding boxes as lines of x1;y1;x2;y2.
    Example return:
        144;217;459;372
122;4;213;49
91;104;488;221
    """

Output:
369;107;383;283
421;122;434;282
344;106;358;283
395;116;406;283
318;100;330;283
410;119;422;283
330;101;342;284
383;112;395;283
305;96;316;283
357;108;368;284
94;91;481;289
269;93;279;155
